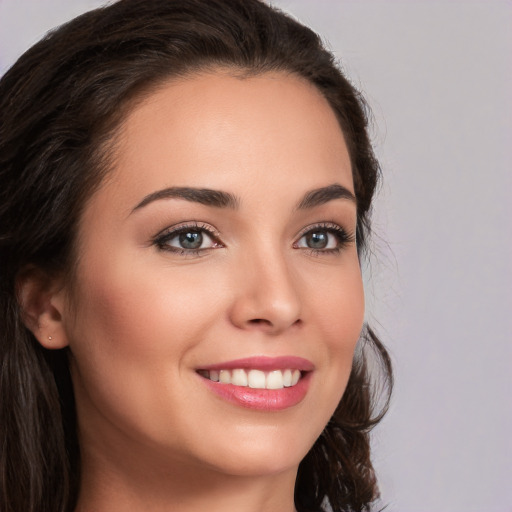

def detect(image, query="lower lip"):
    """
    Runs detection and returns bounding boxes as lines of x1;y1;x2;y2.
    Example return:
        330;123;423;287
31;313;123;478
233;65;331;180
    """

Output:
199;372;312;411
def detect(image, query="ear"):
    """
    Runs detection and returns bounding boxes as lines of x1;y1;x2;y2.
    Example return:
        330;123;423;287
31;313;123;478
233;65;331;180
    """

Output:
16;266;69;349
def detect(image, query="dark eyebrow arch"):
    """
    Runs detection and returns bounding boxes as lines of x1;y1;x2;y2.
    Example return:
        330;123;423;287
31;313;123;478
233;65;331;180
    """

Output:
296;183;356;210
132;187;240;212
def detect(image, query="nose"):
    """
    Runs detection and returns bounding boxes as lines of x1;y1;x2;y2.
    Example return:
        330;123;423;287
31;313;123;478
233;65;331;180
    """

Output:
228;249;302;335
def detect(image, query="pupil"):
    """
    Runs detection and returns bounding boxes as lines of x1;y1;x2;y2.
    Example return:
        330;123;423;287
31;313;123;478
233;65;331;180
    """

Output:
307;231;328;249
179;231;203;249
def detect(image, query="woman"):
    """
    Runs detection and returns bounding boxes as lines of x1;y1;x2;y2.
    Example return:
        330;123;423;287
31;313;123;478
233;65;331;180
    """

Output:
0;1;392;511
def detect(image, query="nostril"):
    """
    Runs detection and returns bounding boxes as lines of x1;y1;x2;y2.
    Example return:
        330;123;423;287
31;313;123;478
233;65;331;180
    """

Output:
248;318;271;325
246;317;302;330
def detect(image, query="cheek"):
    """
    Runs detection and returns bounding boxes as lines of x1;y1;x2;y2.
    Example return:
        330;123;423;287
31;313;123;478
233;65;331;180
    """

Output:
306;257;365;348
64;251;222;404
304;258;365;402
68;256;220;360
64;254;228;447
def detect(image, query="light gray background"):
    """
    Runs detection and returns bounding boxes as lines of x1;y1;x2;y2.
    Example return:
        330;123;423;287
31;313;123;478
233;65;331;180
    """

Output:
1;1;510;511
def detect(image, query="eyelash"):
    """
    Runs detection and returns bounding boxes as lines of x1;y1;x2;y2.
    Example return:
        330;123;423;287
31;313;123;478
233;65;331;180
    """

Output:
152;221;354;256
294;222;355;256
152;222;222;256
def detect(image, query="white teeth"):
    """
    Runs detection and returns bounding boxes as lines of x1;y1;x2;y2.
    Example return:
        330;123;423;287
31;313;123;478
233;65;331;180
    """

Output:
219;370;231;384
248;369;266;389
266;370;284;389
201;368;304;389
231;369;248;386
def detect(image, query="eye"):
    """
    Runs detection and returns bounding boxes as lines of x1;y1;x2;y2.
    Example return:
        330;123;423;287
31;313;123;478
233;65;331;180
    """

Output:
153;223;222;254
297;230;337;250
294;224;354;253
172;230;211;250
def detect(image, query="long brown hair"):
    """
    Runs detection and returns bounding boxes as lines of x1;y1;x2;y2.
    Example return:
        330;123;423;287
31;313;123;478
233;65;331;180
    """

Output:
0;1;392;511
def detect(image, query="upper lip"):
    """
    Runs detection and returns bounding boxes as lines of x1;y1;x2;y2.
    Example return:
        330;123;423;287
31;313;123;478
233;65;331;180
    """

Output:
197;356;315;372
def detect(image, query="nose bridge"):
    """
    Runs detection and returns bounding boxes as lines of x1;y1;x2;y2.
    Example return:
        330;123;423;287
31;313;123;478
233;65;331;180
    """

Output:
229;238;302;333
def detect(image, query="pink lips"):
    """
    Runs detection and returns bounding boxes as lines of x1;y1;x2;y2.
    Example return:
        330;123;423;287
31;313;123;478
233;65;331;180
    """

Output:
197;356;314;411
199;355;314;372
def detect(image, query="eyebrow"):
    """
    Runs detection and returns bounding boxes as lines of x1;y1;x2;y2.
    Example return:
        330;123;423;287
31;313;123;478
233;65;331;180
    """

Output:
296;183;356;210
132;187;240;212
131;182;355;214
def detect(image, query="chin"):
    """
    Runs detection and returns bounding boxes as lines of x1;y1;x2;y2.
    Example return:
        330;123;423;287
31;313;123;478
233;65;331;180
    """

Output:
191;425;318;478
212;451;305;478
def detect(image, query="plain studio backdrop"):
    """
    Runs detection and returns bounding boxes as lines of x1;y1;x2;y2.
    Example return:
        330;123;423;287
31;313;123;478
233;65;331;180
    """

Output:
0;1;510;511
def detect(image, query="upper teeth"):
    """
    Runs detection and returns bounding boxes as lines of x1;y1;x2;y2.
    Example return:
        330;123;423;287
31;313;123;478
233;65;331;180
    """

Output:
200;369;301;389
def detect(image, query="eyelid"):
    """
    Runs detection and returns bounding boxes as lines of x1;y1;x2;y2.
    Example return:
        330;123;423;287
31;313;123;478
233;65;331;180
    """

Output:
153;221;221;240
152;221;223;252
295;221;355;241
293;221;355;252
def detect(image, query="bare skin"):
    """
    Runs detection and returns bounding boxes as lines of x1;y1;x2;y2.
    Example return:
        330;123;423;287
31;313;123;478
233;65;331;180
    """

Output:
23;71;364;512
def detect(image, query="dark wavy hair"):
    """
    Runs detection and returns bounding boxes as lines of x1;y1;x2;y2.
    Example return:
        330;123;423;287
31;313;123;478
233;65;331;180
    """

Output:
0;1;392;511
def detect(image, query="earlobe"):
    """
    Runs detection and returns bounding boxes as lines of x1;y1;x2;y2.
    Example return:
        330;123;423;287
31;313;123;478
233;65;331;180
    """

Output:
16;266;69;350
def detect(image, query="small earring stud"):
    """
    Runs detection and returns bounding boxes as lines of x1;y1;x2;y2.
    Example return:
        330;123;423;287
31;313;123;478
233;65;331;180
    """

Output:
48;336;53;341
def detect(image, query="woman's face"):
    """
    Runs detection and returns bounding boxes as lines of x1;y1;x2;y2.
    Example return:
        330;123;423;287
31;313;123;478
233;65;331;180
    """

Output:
62;71;364;477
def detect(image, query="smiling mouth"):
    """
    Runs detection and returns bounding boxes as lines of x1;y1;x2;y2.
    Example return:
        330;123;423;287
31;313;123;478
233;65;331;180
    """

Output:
197;368;304;390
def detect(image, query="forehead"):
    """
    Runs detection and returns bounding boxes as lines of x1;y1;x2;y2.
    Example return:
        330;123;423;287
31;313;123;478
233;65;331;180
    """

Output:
95;70;353;212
